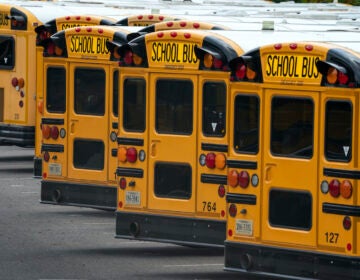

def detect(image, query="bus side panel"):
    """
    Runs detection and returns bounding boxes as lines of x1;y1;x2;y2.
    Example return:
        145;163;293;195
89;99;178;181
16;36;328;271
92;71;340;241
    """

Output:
196;75;229;223
318;91;357;256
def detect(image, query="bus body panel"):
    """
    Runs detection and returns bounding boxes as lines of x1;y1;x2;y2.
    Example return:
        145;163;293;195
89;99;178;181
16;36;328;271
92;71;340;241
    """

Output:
262;89;319;248
147;73;197;213
67;63;109;183
196;73;230;222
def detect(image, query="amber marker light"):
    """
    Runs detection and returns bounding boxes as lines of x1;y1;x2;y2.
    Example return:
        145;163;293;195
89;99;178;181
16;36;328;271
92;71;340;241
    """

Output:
118;147;127;162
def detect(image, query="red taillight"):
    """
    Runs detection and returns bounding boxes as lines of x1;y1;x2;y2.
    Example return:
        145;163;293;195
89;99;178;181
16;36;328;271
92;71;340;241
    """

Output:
213;58;223;69
235;63;246;80
343;216;351;230
205;153;216;169
238;171;250;188
338;71;349;85
329;179;340;198
43;151;50;162
229;203;237;217
228;229;233;237
124;50;133;65
11;77;18;87
218;185;225;197
126;147;137;163
50;126;59;140
119;177;127;190
46;42;56;56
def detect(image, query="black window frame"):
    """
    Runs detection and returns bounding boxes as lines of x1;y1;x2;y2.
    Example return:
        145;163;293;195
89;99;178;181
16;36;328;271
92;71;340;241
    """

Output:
269;189;312;231
202;81;227;137
46;66;66;113
270;96;314;159
122;77;146;132
325;99;352;162
233;93;260;154
155;79;193;135
73;139;105;170
0;36;15;70
74;68;106;116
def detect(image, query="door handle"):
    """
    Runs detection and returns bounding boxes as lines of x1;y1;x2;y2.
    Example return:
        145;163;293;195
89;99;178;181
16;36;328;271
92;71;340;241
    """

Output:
70;119;78;134
150;140;160;157
265;163;276;183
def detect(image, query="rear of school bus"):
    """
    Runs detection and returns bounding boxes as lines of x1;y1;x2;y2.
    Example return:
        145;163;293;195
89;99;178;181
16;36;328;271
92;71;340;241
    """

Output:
33;15;116;177
0;4;40;146
40;26;129;210
224;42;360;279
110;30;243;246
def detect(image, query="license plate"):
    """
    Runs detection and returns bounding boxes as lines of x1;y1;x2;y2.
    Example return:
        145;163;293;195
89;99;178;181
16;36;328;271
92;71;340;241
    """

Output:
125;191;141;206
48;163;62;176
235;219;253;236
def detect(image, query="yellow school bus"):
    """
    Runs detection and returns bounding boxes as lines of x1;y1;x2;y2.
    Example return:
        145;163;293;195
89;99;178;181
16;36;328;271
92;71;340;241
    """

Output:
135;19;229;33
39;25;131;210
0;3;51;147
116;14;180;26
224;41;360;279
33;15;116;177
107;29;243;246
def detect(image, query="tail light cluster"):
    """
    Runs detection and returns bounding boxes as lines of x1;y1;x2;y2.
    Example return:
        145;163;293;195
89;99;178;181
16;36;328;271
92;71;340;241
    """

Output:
203;53;227;70
118;146;146;163
119;50;143;66
199;152;226;170
42;125;59;140
231;62;257;81
320;179;353;199
228;169;258;188
326;67;352;87
11;77;25;107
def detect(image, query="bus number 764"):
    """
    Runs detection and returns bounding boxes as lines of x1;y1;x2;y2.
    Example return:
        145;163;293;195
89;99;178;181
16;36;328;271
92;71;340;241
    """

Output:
202;201;216;212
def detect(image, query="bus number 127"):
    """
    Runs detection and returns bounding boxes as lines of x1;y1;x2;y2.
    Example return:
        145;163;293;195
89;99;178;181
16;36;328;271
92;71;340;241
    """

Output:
325;232;339;244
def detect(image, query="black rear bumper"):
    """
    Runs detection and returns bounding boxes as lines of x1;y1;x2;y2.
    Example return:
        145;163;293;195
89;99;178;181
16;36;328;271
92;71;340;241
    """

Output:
224;241;360;280
0;124;34;147
116;211;226;247
41;180;117;211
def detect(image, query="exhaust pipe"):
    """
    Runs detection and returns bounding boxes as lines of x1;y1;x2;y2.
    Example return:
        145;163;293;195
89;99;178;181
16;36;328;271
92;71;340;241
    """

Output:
129;222;140;237
52;189;61;203
240;253;253;270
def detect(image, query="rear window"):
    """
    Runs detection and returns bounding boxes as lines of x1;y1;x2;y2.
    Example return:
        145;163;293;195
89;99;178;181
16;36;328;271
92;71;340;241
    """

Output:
271;97;313;158
0;36;14;69
46;67;66;113
269;189;312;230
325;100;352;162
154;163;191;199
74;68;105;116
202;82;226;137
123;78;146;132
156;79;193;135
73;139;104;170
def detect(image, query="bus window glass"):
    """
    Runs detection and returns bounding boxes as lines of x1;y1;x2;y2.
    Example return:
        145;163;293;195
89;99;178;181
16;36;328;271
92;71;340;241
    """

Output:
271;97;313;158
74;68;105;115
154;162;191;199
325;100;352;162
234;95;259;154
0;36;14;69
73;139;104;170
202;82;226;137
269;189;312;230
46;67;66;113
123;78;146;132
156;79;193;135
113;70;119;117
